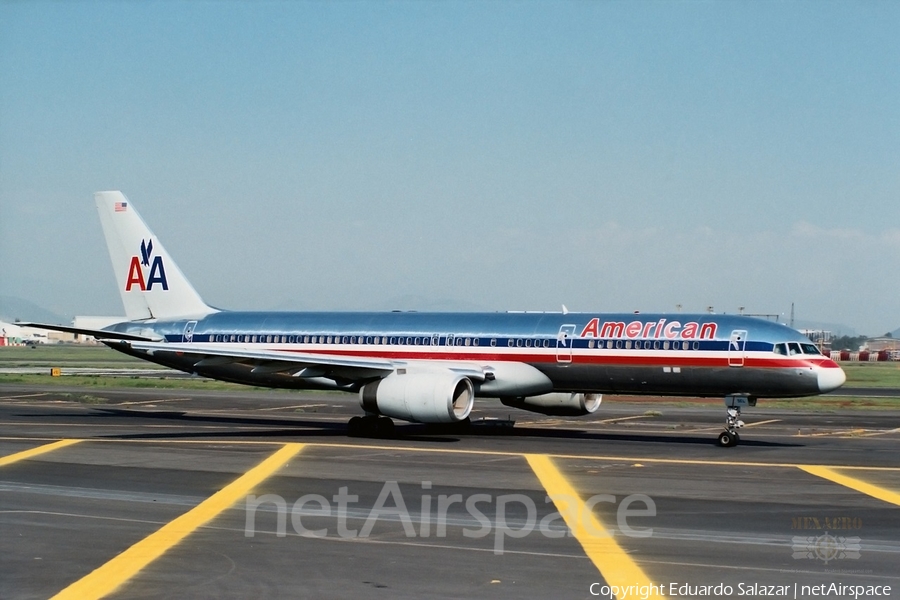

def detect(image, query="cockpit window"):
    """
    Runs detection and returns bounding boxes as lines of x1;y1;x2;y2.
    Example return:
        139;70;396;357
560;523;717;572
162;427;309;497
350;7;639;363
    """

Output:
801;343;821;355
773;343;787;355
787;342;802;356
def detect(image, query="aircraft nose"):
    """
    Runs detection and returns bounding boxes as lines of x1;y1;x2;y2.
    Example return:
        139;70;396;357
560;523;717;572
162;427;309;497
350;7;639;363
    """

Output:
818;362;847;393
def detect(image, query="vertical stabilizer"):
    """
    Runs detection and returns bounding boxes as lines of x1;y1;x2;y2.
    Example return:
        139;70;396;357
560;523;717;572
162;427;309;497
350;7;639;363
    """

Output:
95;191;216;320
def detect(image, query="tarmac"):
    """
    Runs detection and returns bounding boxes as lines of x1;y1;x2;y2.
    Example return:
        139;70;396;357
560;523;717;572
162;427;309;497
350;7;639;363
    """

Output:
1;383;899;599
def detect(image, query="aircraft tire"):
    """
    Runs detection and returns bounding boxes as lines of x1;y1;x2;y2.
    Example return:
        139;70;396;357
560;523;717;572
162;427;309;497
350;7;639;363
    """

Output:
347;416;364;437
717;431;739;447
375;416;395;438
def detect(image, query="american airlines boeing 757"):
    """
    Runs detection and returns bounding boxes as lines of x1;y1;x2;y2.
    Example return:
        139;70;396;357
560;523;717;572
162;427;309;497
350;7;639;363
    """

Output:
31;192;847;447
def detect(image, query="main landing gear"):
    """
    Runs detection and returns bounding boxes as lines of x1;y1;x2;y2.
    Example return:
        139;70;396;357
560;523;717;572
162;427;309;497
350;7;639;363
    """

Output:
717;395;755;447
347;415;395;438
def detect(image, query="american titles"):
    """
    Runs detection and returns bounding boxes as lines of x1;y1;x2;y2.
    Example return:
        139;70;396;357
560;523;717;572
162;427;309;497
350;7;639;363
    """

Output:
580;318;717;340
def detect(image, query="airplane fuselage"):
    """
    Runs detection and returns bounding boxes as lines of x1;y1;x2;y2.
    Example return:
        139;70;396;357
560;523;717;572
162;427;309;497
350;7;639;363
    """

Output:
105;310;844;400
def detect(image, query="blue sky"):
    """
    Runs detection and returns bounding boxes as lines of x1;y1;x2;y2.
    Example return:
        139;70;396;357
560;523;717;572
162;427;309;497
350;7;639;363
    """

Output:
1;1;898;334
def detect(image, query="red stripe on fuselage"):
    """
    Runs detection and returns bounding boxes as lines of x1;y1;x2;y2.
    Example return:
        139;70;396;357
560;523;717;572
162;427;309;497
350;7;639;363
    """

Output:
271;347;839;370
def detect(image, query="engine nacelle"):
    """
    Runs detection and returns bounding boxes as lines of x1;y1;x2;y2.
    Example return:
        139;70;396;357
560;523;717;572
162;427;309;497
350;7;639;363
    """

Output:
359;370;474;423
500;392;602;416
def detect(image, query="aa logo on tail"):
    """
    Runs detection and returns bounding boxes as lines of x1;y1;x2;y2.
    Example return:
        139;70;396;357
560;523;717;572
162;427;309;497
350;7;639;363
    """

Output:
125;239;168;291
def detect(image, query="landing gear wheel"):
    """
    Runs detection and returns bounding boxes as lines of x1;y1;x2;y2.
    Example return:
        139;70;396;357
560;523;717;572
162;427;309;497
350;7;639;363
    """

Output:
718;400;747;447
347;415;395;438
717;430;739;447
347;416;364;437
374;416;395;438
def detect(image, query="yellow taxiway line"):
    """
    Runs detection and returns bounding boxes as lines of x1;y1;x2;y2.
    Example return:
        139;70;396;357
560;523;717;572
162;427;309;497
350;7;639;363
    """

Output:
799;465;900;507
50;443;305;600
526;454;665;599
0;439;81;467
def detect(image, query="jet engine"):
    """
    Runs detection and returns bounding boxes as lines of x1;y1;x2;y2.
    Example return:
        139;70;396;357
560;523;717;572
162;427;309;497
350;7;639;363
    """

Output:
359;370;474;423
500;392;602;416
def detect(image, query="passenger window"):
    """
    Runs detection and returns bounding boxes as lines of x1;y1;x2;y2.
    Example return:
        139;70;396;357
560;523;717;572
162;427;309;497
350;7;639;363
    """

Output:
525;339;532;348
625;340;632;349
508;339;514;347
588;340;595;349
663;341;670;350
473;338;480;346
653;341;660;350
491;339;497;347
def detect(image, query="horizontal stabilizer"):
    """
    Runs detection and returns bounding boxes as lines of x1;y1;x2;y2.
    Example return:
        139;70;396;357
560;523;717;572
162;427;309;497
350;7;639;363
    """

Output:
18;322;160;342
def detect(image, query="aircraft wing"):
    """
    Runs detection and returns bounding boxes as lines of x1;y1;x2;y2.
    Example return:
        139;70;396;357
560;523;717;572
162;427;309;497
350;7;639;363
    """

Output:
121;341;488;384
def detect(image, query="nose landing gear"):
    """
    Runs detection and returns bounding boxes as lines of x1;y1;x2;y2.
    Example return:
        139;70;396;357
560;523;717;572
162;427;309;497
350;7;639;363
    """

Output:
718;395;754;447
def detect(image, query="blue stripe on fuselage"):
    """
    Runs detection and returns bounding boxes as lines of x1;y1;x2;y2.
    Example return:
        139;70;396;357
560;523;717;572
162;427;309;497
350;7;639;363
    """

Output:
106;311;812;351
